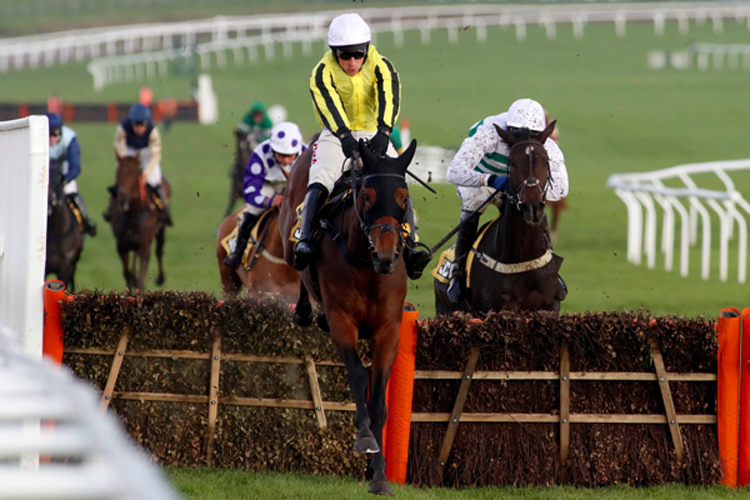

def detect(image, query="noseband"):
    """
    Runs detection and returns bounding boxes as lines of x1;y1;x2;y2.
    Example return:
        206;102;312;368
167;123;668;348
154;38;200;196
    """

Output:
503;139;551;211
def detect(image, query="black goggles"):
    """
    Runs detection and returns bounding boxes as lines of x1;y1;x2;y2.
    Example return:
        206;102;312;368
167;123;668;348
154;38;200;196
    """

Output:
132;120;148;127
336;49;366;60
50;129;62;137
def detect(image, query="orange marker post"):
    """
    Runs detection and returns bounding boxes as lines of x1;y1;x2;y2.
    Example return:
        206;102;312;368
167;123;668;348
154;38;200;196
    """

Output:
739;308;750;486
43;280;67;365
718;307;741;488
384;304;418;485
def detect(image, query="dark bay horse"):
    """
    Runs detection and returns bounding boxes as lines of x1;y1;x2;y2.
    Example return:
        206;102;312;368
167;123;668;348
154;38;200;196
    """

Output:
435;122;566;316
280;140;418;496
107;155;169;290
46;167;84;290
215;207;299;301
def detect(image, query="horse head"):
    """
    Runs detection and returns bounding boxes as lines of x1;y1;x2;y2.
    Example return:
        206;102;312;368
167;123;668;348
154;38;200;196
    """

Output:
48;165;65;215
115;154;143;213
357;139;417;275
494;121;556;225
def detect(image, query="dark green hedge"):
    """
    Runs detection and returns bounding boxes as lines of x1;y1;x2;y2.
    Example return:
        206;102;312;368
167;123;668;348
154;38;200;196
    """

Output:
61;294;721;487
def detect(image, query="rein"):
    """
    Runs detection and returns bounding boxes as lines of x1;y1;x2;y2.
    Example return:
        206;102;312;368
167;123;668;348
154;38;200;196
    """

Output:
503;139;551;211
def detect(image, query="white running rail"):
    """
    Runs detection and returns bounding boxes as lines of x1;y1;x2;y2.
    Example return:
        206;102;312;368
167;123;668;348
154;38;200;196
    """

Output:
607;160;750;283
0;321;182;500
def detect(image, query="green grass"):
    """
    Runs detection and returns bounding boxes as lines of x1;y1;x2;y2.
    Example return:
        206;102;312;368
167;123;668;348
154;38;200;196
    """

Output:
165;468;750;499
6;5;750;498
3;19;747;318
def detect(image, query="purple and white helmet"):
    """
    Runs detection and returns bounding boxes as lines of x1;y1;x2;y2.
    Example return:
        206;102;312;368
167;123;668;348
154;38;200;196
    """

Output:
506;98;546;132
269;122;303;156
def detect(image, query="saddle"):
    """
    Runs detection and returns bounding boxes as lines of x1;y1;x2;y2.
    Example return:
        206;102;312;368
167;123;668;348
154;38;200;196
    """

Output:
220;209;276;270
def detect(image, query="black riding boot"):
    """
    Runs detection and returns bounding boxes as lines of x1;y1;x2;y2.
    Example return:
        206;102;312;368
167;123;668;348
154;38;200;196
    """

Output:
402;199;433;280
293;183;328;271
223;212;258;269
68;192;97;236
447;210;480;307
154;184;173;226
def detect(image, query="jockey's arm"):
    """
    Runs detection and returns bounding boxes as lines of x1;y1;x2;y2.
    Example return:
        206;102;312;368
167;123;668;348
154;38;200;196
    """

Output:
64;136;82;183
447;121;499;188
143;127;162;179
242;151;271;209
310;60;350;135
373;56;401;135
113;125;129;158
544;139;569;202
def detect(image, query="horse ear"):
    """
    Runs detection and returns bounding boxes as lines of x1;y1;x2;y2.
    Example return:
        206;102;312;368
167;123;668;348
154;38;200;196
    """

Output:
539;120;557;143
494;124;516;145
397;139;418;171
358;138;377;168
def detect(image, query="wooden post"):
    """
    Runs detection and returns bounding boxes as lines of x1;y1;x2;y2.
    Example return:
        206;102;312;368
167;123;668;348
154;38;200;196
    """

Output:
100;334;129;411
432;347;480;487
305;357;327;428
206;336;221;466
559;342;571;484
649;338;685;462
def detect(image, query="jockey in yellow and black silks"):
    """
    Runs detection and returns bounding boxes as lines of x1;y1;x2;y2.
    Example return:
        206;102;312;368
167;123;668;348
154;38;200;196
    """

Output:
293;13;431;279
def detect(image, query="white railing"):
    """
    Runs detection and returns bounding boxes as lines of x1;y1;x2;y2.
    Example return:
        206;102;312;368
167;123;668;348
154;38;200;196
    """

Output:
607;160;750;283
0;3;747;87
0;321;182;500
0;116;48;359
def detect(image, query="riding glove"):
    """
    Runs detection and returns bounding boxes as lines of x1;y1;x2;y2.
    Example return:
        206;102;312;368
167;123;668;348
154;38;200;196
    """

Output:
487;174;509;191
367;131;390;157
338;129;359;159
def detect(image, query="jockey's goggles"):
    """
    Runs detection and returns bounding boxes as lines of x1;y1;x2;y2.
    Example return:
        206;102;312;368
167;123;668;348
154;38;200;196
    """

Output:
336;49;366;60
49;128;62;137
132;120;148;127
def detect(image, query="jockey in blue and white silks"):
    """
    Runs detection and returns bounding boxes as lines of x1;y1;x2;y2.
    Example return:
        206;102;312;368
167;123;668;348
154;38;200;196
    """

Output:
444;98;569;306
112;102;172;225
223;122;307;269
45;112;96;236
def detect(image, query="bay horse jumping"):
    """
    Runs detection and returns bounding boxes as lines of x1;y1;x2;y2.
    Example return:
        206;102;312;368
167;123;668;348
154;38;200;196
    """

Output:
434;122;566;316
107;155;169;291
46;166;84;290
280;140;418;496
215;207;299;301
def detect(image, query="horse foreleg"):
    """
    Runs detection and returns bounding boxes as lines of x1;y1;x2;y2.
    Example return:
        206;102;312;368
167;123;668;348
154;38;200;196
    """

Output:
154;228;166;286
329;311;377;456
365;322;400;496
135;245;151;291
119;251;134;290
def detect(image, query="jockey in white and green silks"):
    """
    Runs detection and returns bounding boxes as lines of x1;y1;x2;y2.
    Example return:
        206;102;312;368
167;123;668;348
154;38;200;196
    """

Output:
445;98;569;306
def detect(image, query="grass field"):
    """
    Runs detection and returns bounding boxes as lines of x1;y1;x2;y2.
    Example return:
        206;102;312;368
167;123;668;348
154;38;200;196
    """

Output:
4;13;749;318
5;6;750;497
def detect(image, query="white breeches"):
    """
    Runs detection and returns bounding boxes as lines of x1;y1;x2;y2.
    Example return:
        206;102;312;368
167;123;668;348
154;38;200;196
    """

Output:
63;180;78;195
308;128;397;193
123;146;162;187
244;183;283;216
456;185;503;213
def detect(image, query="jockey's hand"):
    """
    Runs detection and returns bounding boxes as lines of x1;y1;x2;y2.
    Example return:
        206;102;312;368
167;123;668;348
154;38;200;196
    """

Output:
271;194;284;209
488;174;509;191
367;131;390;157
339;131;359;159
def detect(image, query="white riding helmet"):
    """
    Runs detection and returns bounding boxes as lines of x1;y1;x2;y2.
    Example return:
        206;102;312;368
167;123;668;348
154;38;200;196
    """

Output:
267;104;288;126
506;98;546;132
270;122;303;156
328;13;371;49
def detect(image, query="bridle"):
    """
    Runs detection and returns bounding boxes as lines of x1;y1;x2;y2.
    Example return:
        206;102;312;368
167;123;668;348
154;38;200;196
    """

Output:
349;155;407;256
502;139;551;212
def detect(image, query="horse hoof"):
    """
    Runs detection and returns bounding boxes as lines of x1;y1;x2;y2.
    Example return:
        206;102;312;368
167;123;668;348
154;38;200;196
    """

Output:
368;479;392;496
354;436;379;455
155;275;165;286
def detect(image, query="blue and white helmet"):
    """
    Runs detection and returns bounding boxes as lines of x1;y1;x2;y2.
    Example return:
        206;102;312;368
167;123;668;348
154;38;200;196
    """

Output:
269;122;303;156
506;98;546;132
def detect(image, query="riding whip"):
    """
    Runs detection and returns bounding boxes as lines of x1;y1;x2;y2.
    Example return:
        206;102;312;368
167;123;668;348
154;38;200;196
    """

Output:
429;186;504;255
